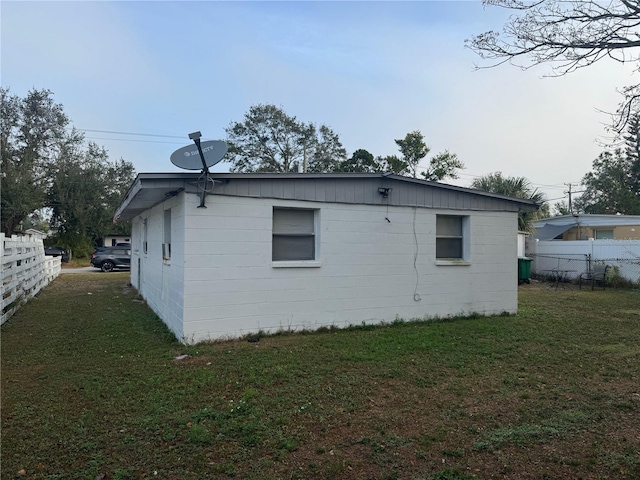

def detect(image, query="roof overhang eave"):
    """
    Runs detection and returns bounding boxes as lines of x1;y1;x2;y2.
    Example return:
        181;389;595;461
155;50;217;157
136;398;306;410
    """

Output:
113;172;543;221
114;175;189;222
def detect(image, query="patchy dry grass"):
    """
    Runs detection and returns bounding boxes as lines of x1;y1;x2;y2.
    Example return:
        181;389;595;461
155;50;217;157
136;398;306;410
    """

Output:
61;257;91;268
2;276;639;479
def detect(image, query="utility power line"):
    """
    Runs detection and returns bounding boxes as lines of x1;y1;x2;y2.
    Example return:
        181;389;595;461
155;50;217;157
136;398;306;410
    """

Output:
84;136;185;145
564;183;586;213
70;128;186;139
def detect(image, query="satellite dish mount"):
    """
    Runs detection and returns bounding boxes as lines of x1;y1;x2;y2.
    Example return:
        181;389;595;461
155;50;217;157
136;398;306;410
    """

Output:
189;131;211;208
188;131;208;172
170;132;228;208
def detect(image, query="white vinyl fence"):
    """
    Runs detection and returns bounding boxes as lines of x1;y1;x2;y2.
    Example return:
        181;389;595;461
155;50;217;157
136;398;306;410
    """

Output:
1;233;61;324
527;239;640;283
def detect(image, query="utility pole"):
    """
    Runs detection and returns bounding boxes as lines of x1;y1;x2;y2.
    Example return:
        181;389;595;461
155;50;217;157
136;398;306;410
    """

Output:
303;145;307;173
564;183;585;215
564;183;574;214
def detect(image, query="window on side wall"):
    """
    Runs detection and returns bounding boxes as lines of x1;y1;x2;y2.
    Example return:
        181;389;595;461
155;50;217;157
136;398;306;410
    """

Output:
163;209;172;261
594;229;613;240
143;219;148;254
272;208;316;262
436;215;469;262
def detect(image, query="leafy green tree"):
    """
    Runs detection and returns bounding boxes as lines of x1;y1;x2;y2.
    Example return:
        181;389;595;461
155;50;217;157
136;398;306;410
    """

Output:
1;88;135;252
1;88;68;234
623;112;640;182
47;130;135;257
422;150;464;182
394;130;429;178
553;200;571;216
22;210;52;233
225;104;346;173
470;172;547;232
381;130;464;181
308;124;347;173
576;114;640;214
225;104;312;173
576;149;640;215
467;0;640;132
380;154;409;176
338;149;382;173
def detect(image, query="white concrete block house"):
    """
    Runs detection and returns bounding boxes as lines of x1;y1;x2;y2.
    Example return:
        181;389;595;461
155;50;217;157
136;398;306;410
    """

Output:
114;173;540;343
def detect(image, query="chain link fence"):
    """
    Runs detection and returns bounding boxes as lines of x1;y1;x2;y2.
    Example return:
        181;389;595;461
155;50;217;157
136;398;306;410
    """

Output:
529;253;640;288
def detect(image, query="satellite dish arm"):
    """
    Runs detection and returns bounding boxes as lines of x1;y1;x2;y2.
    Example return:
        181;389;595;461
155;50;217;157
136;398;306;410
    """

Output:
193;138;210;174
189;131;210;208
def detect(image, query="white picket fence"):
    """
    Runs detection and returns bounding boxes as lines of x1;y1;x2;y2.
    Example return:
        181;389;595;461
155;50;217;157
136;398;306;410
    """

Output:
1;233;61;325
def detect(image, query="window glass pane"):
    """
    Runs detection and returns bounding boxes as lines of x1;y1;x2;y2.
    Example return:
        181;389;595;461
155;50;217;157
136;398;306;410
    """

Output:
436;216;462;236
272;208;317;261
273;209;314;234
164;210;172;244
595;229;613;239
143;219;148;253
436;238;462;259
273;236;315;261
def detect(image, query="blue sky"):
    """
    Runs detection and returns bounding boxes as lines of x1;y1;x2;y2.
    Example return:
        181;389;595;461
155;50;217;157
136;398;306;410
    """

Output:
2;1;633;204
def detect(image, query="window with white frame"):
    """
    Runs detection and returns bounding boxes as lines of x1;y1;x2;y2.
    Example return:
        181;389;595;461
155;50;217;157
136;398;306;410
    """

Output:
436;215;469;261
594;229;613;240
163;209;172;261
272;207;316;262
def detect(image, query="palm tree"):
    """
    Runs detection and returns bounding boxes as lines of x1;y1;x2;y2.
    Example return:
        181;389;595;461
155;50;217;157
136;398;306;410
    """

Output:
470;172;547;232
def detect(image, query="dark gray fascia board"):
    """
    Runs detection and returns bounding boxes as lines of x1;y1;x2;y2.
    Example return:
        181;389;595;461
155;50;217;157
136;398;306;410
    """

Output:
114;172;541;222
134;172;544;206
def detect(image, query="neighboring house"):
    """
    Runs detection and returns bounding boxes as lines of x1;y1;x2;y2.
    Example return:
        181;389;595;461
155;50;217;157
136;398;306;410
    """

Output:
528;215;640;282
533;214;640;241
103;234;131;247
23;229;48;240
114;172;540;343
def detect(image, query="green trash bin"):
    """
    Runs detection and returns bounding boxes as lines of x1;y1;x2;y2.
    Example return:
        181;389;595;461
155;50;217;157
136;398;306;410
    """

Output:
518;257;532;284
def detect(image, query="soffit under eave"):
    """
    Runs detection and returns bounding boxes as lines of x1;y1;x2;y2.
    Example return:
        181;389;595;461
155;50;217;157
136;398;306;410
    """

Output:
115;179;188;222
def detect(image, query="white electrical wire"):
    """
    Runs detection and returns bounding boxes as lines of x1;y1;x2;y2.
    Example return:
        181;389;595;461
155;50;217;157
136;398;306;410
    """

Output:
413;207;421;302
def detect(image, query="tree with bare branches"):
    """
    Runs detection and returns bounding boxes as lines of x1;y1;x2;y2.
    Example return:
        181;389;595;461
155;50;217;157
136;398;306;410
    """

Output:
466;0;640;132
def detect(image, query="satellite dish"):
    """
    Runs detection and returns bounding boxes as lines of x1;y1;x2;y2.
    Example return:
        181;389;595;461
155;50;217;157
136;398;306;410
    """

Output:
170;140;228;170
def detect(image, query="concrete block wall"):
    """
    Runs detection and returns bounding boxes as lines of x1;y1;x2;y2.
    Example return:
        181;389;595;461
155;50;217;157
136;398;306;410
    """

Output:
131;194;185;340
179;193;518;342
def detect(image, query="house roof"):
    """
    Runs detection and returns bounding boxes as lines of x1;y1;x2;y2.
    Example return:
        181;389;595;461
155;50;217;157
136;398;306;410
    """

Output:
114;172;542;222
533;214;640;240
534;223;576;240
534;214;640;229
23;228;47;239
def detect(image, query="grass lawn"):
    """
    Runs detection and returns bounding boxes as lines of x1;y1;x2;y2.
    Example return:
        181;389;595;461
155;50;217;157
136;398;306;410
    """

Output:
2;275;639;480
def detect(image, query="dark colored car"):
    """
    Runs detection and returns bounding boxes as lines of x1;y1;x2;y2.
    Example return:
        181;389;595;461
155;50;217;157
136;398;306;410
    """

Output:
44;246;70;263
95;243;131;252
91;247;131;272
